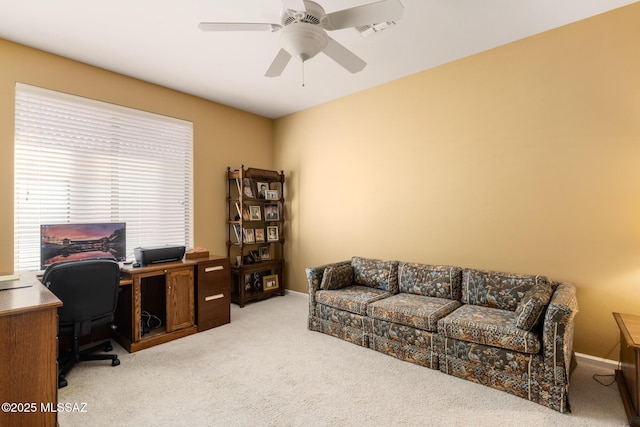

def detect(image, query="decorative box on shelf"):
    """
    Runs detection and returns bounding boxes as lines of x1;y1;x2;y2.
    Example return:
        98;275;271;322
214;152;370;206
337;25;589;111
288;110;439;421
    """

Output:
186;248;210;260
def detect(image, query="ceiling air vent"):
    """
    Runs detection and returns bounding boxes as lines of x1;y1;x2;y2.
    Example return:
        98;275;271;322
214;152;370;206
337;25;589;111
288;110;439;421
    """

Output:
355;21;396;38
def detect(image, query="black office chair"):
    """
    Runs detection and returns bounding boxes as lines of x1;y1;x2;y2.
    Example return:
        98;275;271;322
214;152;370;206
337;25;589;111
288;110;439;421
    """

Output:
42;258;121;388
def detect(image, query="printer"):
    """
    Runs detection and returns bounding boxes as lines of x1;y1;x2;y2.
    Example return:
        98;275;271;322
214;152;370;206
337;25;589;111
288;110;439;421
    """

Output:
134;245;186;266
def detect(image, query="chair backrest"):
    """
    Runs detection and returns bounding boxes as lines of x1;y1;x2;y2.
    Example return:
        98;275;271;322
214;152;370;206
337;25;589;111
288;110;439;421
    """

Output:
42;259;120;328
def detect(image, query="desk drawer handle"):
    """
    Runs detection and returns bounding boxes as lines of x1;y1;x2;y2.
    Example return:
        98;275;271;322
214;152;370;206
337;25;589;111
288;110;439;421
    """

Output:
205;293;225;302
204;266;224;273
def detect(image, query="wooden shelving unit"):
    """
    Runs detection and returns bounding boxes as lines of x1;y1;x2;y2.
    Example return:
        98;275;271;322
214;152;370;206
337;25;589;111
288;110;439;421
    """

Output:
226;166;285;307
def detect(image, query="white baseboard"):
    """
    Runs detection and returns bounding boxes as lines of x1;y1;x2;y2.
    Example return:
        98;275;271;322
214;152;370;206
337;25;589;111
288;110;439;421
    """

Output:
575;352;618;372
285;289;307;298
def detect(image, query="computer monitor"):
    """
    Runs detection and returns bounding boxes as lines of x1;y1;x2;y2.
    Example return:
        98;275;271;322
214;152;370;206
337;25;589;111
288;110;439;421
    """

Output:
40;222;126;269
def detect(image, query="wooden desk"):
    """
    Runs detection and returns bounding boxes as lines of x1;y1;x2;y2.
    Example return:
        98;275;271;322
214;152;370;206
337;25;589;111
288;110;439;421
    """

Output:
614;312;640;426
0;271;62;427
114;256;230;352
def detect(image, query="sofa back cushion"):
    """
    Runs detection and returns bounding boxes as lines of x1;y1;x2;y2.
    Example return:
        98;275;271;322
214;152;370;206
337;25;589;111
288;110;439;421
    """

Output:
320;264;354;290
398;263;462;300
462;268;548;311
352;256;399;293
514;281;553;330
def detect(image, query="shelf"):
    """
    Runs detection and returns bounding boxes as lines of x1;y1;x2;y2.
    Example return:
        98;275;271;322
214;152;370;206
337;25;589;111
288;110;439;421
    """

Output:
227;165;285;307
231;259;283;271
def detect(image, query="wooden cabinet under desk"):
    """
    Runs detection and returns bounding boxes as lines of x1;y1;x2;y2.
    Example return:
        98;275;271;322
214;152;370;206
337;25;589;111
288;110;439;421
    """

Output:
114;256;231;352
0;271;61;427
115;260;197;352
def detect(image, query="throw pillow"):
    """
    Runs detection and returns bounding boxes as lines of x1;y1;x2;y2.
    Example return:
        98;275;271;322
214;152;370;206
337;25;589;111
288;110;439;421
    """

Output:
320;265;354;290
351;256;399;292
514;282;554;331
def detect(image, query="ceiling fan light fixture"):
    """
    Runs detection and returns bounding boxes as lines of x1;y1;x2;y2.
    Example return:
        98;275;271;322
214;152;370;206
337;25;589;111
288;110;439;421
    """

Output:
280;22;328;61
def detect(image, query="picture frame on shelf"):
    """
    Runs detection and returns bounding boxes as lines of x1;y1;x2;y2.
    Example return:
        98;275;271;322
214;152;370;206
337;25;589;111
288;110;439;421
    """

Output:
242;178;254;198
267;226;279;242
249;205;261;221
264;204;279;221
255;228;265;242
256;182;269;199
259;245;270;260
243;228;255;244
232;224;241;242
263;274;279;291
265;189;278;200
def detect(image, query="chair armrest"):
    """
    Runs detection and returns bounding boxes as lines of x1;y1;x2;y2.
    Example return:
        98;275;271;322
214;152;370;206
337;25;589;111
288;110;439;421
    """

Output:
542;282;579;385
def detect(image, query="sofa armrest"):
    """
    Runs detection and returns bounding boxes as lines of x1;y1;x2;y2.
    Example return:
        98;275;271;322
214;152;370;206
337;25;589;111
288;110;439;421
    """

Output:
306;260;352;305
542;282;579;385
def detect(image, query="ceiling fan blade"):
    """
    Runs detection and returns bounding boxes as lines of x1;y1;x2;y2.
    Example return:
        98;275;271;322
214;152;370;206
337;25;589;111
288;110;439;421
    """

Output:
265;49;293;77
322;37;366;74
282;0;306;12
324;0;404;31
198;22;281;32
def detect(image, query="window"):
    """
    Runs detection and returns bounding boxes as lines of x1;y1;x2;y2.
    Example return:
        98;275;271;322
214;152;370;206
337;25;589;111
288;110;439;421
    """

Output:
14;83;193;270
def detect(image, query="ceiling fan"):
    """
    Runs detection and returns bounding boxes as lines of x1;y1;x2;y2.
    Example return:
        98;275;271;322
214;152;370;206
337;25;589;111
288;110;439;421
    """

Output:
198;0;404;78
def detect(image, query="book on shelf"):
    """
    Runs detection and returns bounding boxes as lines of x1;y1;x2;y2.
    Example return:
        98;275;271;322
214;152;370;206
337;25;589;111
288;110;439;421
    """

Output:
235;202;249;221
232;224;241;243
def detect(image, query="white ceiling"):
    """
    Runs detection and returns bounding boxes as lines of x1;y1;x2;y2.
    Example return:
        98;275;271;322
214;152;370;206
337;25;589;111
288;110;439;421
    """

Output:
0;0;637;119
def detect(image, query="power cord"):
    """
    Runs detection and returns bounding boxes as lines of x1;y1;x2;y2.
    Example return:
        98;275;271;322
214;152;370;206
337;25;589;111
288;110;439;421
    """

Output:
140;311;162;336
592;356;620;387
593;373;616;386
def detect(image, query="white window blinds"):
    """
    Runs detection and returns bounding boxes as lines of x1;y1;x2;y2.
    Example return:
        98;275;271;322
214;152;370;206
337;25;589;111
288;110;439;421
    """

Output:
14;83;194;270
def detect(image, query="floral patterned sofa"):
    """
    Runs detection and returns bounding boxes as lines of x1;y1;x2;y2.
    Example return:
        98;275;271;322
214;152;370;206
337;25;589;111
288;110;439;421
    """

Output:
306;256;579;413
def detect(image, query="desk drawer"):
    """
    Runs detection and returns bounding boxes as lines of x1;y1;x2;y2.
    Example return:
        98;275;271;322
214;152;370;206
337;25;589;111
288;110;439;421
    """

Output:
197;259;230;292
197;289;230;331
196;258;231;332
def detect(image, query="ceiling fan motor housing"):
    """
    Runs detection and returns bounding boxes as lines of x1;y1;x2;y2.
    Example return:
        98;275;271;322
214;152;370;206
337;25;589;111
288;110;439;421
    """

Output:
281;1;326;26
279;0;329;61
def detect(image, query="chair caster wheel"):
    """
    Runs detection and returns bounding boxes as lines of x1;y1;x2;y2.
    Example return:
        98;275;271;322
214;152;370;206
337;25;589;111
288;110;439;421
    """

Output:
104;344;113;352
112;358;120;367
58;377;68;388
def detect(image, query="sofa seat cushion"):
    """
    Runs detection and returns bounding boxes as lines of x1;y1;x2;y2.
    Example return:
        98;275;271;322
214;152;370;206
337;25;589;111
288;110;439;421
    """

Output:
316;285;391;316
462;269;548;311
368;293;462;332
398;263;462;300
438;305;541;354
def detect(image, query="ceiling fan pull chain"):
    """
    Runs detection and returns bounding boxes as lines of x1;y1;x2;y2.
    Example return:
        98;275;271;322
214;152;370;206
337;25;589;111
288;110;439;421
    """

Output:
302;61;305;87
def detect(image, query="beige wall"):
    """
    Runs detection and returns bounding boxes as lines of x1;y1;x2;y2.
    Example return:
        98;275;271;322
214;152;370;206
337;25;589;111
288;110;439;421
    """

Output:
0;39;273;273
2;3;639;359
274;3;640;358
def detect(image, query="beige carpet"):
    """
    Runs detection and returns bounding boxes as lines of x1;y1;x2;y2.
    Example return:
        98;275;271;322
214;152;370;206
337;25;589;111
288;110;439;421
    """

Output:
58;292;628;427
